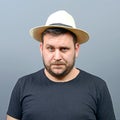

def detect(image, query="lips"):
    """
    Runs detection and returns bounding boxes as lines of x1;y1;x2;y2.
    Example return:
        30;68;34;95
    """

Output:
51;63;65;66
51;61;64;65
52;64;65;67
51;63;65;68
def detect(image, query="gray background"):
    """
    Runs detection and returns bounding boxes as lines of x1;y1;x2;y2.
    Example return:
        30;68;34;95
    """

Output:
0;0;120;119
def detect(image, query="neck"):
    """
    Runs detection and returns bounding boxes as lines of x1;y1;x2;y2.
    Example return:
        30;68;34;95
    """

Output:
44;68;80;82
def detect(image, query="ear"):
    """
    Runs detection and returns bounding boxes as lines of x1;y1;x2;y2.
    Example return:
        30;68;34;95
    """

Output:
39;43;43;55
75;43;80;58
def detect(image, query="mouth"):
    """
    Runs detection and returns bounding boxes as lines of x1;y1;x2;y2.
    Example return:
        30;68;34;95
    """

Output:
52;61;65;65
52;62;66;65
50;61;66;69
52;64;64;67
51;64;65;69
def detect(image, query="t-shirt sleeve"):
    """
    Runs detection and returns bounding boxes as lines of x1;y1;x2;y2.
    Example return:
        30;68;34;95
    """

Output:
96;80;116;120
7;79;22;119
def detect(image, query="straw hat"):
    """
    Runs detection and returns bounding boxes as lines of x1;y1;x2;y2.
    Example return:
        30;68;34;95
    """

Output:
29;10;89;44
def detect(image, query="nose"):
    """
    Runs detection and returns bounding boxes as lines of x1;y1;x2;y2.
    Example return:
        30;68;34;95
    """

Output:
54;50;62;61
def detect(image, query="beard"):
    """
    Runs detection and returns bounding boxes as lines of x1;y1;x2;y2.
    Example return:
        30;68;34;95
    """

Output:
42;56;76;79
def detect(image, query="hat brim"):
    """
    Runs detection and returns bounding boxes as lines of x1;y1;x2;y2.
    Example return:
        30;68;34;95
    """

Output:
29;25;89;44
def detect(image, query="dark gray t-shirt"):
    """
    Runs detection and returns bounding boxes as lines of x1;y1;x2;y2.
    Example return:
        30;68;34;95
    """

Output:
7;69;116;120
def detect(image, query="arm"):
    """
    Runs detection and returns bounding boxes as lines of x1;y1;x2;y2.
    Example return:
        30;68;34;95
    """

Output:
7;79;22;120
96;81;116;120
6;115;19;120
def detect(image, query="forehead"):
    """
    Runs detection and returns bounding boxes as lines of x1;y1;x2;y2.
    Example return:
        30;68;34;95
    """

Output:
43;33;74;46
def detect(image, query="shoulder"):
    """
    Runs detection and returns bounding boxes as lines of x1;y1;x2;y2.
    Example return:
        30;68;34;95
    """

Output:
11;69;45;97
19;69;44;80
79;69;107;89
16;69;44;87
79;69;110;99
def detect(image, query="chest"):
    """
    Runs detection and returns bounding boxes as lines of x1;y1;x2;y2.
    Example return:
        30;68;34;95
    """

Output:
21;84;97;120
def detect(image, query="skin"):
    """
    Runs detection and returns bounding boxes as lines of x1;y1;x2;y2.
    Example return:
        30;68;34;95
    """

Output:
6;115;18;120
40;33;80;82
6;32;80;120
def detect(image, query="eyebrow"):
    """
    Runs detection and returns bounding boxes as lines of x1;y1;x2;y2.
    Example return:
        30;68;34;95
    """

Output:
45;44;69;48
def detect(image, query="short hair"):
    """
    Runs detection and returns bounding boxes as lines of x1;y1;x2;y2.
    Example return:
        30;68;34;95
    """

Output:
41;27;77;45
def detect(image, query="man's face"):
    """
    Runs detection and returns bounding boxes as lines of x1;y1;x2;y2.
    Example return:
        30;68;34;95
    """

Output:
40;33;80;78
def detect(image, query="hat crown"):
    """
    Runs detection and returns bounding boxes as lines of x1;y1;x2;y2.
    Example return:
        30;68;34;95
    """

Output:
45;10;76;28
29;10;89;44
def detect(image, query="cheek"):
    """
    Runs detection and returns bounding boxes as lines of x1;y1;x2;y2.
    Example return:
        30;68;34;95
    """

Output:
42;52;53;62
63;52;75;62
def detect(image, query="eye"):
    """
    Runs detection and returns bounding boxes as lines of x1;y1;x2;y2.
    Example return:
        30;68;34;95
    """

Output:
47;46;55;52
60;47;69;52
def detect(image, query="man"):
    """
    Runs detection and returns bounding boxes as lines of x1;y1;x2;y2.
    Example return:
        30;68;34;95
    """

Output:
7;10;116;120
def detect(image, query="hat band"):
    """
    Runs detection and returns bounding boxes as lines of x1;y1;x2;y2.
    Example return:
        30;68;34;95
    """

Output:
49;23;73;28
